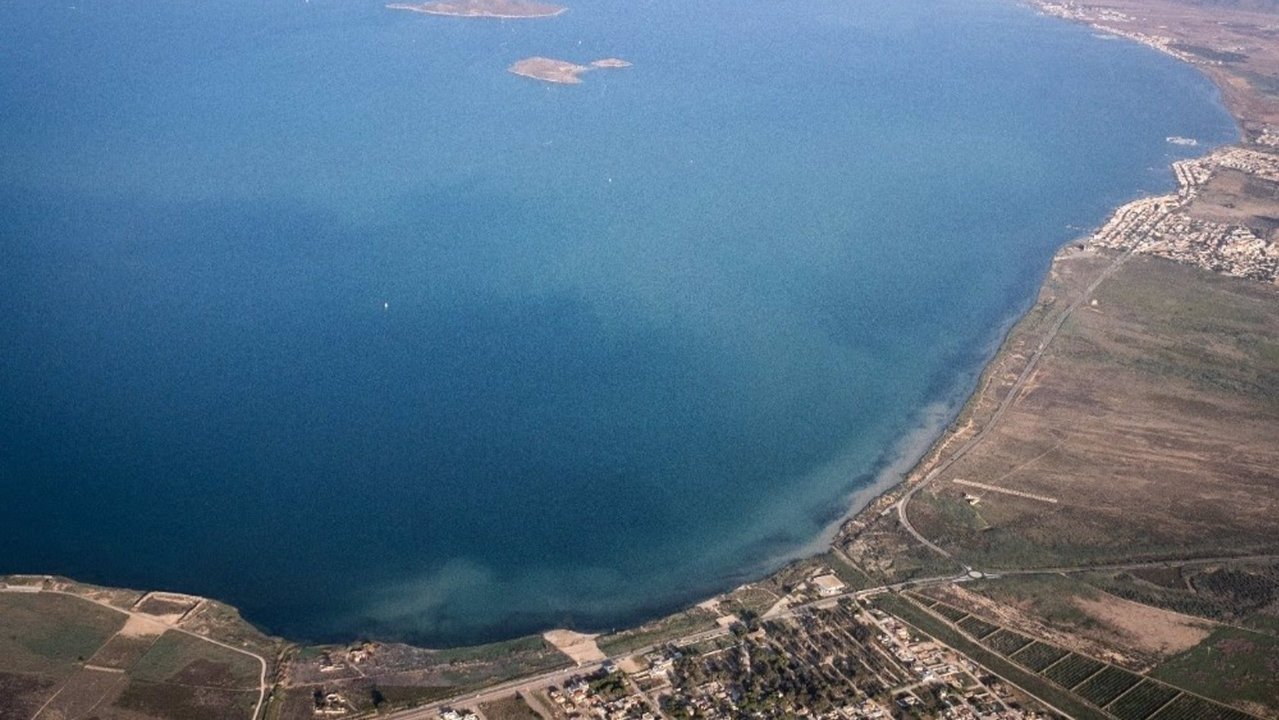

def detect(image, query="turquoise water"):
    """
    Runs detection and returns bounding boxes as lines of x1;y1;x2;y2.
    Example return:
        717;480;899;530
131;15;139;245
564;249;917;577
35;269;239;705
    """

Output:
0;0;1235;645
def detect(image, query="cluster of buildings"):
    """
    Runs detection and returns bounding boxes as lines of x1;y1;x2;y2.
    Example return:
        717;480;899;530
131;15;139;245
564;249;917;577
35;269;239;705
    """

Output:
545;670;658;720
1086;148;1279;282
1030;1;1220;66
607;598;1050;719
1210;147;1279;182
867;610;1037;720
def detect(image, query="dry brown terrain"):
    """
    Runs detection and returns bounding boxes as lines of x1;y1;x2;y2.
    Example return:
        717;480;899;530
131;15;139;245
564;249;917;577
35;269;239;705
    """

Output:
845;251;1279;575
541;630;605;664
1189;167;1279;232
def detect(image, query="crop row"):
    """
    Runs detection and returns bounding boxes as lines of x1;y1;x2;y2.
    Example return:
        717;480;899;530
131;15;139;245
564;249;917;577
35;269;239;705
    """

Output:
1075;665;1142;707
1108;679;1179;720
1011;641;1068;672
1150;694;1257;720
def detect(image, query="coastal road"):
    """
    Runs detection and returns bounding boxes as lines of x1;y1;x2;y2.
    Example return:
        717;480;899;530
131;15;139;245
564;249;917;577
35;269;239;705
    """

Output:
376;548;1279;719
895;246;1136;558
381;572;972;720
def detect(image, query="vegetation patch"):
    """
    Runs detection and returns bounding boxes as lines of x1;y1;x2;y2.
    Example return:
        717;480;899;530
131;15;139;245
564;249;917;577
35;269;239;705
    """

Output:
982;628;1033;656
957;614;1000;639
1085;562;1279;632
131;631;260;689
722;585;779;616
1170;43;1247;63
369;684;460;709
88;633;160;670
822;553;876;591
929;601;970;624
1074;665;1142;707
1152;626;1279;714
1042;652;1104;689
598;608;718;657
430;635;550;664
1150;693;1258;720
114;679;258;720
1107;679;1180;720
0;593;123;675
1011;641;1068;672
479;693;544;720
0;671;54;720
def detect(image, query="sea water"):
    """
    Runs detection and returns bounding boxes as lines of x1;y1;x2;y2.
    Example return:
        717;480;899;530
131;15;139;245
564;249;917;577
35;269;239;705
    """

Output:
0;0;1236;644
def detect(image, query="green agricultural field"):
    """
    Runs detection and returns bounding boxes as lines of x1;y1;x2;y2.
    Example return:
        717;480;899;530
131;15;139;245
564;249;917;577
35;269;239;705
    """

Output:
982;628;1033;656
597;607;719;657
114;681;259;720
1010;641;1069;672
1107;679;1179;720
1074;665;1142;708
130;630;260;688
1042;653;1105;689
1150;693;1258;720
0;592;123;676
957;614;1000;639
1152;627;1279;715
929;601;970;624
99;630;263;720
89;633;162;670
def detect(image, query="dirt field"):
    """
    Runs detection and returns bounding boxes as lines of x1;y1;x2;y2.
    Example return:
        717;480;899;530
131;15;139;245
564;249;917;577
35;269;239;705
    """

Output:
891;254;1279;570
1072;594;1213;656
542;630;605;664
840;247;1279;706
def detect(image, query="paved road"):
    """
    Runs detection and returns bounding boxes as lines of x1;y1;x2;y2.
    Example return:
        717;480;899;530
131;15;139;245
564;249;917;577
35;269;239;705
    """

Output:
382;572;971;720
379;547;1278;719
895;247;1135;558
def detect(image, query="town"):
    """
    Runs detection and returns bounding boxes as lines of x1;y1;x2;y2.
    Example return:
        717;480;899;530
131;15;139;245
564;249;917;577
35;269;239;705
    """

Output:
1085;147;1279;282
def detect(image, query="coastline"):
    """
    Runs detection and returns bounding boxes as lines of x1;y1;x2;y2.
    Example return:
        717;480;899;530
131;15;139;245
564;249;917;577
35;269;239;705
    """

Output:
1;0;1253;656
711;0;1254;629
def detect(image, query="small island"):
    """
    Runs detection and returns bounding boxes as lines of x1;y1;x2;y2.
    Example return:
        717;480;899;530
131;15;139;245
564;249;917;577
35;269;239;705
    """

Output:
386;0;566;19
509;56;632;84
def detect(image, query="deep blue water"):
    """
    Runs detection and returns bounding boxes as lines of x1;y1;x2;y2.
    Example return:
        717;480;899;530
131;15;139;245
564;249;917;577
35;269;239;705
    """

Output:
0;0;1235;645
